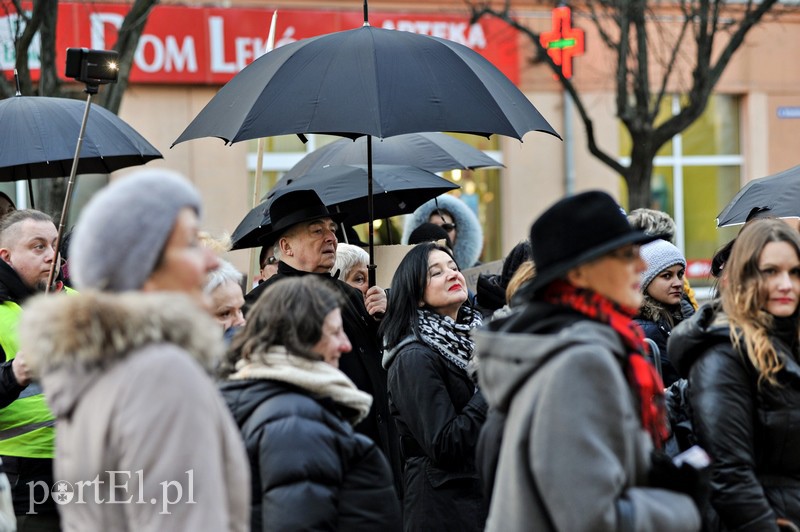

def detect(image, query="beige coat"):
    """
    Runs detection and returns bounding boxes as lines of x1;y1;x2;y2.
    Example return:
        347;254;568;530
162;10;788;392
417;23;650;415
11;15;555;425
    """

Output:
19;291;250;532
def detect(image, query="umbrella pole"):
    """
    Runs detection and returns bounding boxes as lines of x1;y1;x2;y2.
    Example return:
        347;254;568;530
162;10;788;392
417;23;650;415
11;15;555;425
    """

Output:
45;91;94;293
367;135;376;287
248;11;279;289
27;179;34;210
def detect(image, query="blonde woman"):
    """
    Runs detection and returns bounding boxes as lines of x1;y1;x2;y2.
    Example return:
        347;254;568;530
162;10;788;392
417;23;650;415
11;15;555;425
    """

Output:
670;218;800;531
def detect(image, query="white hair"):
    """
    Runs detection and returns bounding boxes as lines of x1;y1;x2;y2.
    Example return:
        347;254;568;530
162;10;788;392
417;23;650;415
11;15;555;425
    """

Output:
332;243;369;280
204;259;243;296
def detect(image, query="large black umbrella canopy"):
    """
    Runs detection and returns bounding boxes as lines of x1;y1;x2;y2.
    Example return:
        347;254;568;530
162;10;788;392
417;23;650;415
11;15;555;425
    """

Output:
282;132;502;181
174;17;559;284
716;164;800;227
231;164;459;250
172;24;559;144
0;94;162;181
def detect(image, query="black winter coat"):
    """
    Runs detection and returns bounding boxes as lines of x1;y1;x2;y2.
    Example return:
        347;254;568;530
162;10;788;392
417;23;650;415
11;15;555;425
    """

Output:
634;296;694;387
669;303;800;531
384;338;488;532
245;262;403;493
220;378;401;531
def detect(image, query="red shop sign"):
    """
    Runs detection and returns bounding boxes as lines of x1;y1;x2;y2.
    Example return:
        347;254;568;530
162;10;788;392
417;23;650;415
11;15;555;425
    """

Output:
1;4;520;85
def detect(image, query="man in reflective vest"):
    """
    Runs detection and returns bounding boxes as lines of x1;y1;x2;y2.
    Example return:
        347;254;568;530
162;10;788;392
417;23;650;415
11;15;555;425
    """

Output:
0;209;61;530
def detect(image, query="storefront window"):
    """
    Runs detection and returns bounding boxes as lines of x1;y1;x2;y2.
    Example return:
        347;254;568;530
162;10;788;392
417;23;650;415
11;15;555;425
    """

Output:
248;132;503;262
619;94;743;291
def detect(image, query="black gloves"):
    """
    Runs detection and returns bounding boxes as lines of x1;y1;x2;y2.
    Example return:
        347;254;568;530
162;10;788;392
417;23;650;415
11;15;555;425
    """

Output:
649;449;711;510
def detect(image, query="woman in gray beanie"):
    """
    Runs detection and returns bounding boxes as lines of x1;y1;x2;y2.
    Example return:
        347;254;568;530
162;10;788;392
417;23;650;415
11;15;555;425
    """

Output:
634;238;694;386
19;168;250;532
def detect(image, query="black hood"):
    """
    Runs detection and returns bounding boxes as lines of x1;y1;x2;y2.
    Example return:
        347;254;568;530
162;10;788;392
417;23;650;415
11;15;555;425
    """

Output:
667;301;730;378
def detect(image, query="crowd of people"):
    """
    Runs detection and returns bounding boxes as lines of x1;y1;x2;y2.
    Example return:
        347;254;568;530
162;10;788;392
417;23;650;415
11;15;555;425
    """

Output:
0;168;798;532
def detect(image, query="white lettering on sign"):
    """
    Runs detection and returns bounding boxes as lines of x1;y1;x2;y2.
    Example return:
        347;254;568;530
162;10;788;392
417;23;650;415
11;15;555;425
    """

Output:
381;20;487;49
209;17;234;73
90;13;124;49
135;34;197;73
209;16;269;73
0;13;41;70
90;12;197;73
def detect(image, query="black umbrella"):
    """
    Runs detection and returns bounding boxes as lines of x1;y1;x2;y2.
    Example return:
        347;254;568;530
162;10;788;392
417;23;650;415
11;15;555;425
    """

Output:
0;94;162;181
172;26;557;144
716;164;800;227
282;132;502;181
231;164;459;250
173;4;559;284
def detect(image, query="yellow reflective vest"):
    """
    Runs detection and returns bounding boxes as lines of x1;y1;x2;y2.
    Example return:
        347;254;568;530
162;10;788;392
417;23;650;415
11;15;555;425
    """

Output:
0;301;55;458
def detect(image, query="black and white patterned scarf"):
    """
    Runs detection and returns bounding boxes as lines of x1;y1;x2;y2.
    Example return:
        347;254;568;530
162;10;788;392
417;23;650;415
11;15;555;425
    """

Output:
416;306;482;371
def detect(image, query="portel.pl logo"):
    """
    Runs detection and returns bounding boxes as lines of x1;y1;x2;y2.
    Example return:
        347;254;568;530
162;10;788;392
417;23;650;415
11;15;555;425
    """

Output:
27;470;196;515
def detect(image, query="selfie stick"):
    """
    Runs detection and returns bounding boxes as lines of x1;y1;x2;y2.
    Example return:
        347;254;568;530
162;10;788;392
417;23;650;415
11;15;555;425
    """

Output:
45;86;97;294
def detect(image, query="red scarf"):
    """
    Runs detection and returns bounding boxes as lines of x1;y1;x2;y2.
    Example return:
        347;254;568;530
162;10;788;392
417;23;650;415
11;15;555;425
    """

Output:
543;279;669;449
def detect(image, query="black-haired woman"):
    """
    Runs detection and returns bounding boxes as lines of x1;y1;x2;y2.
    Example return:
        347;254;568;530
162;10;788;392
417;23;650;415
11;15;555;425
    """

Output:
381;242;487;531
220;276;400;531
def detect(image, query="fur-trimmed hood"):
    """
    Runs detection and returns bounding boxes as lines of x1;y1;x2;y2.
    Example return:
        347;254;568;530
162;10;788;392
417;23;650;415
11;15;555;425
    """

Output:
636;294;694;325
402;194;484;268
19;291;224;417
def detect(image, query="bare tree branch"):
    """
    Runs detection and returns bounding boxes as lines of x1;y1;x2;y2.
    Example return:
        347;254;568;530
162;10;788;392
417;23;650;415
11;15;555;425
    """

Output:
469;3;626;176
13;0;46;96
36;0;58;96
468;0;784;208
98;0;158;113
651;11;691;121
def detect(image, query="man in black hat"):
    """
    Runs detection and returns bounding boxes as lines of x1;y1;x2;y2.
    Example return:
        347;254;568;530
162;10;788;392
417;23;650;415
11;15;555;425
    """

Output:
244;189;402;494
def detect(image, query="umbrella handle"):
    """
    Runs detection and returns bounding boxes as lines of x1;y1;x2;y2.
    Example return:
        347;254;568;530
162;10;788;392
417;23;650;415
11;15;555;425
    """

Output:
46;92;93;293
368;264;376;287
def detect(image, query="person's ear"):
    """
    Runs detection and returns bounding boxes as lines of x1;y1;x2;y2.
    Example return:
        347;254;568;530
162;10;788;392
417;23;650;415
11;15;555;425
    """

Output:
279;237;293;257
565;267;589;289
0;248;11;265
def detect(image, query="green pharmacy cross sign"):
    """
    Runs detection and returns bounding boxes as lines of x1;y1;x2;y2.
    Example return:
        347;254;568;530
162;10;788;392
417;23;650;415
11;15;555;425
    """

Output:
540;6;585;79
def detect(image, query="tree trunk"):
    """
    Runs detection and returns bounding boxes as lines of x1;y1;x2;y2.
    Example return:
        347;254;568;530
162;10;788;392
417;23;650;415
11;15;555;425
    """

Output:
625;161;653;210
626;149;655;210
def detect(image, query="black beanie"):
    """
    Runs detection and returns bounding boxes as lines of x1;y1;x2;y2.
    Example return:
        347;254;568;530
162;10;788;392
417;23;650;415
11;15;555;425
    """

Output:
408;222;454;249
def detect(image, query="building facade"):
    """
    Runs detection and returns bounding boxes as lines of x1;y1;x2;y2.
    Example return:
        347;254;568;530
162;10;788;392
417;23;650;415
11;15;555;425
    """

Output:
2;0;798;283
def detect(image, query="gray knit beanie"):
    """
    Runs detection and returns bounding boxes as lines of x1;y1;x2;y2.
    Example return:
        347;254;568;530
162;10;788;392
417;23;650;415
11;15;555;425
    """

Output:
640;239;686;293
70;168;202;292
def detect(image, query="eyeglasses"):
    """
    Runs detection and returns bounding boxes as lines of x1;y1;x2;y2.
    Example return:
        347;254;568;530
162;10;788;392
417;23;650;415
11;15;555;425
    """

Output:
441;223;457;232
263;256;278;267
607;246;640;262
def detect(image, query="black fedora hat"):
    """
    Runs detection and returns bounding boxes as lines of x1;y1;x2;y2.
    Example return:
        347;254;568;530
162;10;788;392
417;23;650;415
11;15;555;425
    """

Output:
522;190;666;299
258;189;348;248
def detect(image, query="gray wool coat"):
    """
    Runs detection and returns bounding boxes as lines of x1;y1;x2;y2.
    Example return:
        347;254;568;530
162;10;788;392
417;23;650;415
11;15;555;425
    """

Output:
19;292;250;532
475;317;701;532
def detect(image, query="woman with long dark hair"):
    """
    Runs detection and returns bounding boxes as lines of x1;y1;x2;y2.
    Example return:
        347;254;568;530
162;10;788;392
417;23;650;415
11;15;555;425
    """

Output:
670;218;800;530
381;242;487;531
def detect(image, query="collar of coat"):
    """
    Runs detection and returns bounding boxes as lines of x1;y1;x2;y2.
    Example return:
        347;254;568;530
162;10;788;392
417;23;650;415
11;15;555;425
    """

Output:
0;259;37;305
19;290;223;378
229;346;372;426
